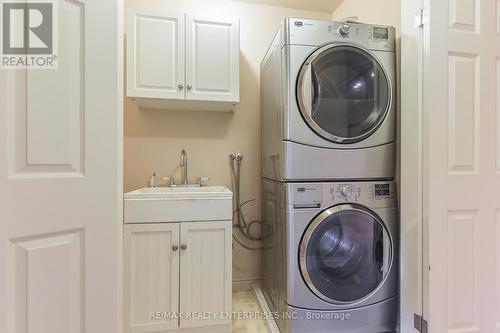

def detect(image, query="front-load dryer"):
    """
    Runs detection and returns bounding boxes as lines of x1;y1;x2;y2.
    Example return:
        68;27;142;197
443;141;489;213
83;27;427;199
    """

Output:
261;18;397;181
261;179;399;333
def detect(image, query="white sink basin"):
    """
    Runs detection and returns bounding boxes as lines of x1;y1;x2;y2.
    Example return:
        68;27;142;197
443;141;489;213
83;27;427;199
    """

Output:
125;186;232;199
124;186;233;224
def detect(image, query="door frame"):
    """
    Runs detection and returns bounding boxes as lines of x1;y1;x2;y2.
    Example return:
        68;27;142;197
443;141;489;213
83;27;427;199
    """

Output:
400;0;425;332
117;1;124;332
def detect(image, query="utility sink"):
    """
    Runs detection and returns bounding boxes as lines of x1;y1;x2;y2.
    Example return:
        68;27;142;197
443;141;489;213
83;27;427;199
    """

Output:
126;186;232;198
124;186;233;224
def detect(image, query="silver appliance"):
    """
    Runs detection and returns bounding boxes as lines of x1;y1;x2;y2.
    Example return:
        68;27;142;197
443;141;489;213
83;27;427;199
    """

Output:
262;179;399;333
261;18;397;181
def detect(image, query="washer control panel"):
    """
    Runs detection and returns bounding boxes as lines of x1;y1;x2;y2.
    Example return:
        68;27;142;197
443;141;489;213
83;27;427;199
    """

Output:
289;183;322;209
287;181;397;210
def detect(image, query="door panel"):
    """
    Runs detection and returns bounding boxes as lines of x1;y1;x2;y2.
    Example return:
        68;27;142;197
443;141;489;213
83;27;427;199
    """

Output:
448;0;479;33
423;0;500;331
180;221;232;328
185;15;239;102
25;0;83;173
497;59;500;172
447;53;479;174
127;10;185;99
124;224;180;333
10;231;83;333
9;0;84;177
0;0;122;332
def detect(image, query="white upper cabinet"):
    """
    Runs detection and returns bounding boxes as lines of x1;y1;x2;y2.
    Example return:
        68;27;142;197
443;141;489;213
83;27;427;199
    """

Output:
127;10;240;111
185;15;240;103
127;10;185;100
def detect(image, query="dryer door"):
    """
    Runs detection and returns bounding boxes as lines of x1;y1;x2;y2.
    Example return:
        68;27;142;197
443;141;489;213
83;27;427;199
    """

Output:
299;204;393;304
297;44;391;144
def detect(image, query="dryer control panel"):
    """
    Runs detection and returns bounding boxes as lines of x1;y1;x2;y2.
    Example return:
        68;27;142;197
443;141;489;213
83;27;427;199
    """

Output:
287;181;397;210
286;18;396;53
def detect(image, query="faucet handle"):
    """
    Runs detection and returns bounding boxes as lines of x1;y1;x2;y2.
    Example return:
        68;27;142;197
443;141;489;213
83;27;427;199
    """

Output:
196;177;210;186
162;176;176;186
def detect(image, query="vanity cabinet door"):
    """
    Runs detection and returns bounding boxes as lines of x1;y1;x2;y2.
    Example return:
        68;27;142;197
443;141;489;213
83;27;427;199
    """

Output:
185;15;240;103
179;221;232;328
124;223;180;333
127;10;185;100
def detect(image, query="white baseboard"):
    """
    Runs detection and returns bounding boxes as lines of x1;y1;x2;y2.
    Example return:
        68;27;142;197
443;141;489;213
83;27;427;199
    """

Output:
232;278;260;292
252;284;281;333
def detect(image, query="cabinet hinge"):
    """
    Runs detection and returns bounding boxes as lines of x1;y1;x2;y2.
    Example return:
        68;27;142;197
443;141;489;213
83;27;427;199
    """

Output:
414;313;428;333
414;8;428;29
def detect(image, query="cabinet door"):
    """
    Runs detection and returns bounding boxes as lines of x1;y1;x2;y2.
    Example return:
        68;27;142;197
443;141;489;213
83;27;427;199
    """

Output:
124;224;180;333
180;221;232;328
185;15;240;102
127;10;185;99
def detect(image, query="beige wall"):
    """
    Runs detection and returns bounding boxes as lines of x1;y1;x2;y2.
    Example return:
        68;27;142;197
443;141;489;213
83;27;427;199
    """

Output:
124;0;331;285
332;0;401;30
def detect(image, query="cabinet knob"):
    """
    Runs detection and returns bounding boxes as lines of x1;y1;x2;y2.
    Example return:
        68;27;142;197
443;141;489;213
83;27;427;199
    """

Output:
172;245;179;251
186;84;192;90
180;244;187;250
178;84;184;90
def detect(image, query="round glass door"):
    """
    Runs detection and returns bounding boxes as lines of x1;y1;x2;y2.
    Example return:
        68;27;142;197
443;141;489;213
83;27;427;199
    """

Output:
297;44;391;143
299;204;392;304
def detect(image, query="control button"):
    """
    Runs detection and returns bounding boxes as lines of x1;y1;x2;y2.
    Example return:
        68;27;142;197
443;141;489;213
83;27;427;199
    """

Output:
341;186;352;197
338;24;350;36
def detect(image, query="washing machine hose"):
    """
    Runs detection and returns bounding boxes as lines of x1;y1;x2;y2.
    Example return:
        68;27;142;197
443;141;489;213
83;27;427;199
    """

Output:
229;153;265;243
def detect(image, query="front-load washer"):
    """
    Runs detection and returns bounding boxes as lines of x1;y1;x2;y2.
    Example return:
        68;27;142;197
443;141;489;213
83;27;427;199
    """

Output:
261;18;397;181
261;179;399;333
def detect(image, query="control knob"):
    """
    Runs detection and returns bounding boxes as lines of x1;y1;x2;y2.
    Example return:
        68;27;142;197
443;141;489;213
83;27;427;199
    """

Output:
340;186;352;197
338;24;350;36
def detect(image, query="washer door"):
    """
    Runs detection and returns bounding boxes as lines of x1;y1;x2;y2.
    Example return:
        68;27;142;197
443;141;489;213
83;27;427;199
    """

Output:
297;44;391;144
299;204;392;304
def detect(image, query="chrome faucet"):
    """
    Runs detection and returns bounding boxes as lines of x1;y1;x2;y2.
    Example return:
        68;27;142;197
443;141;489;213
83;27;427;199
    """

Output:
160;149;209;187
180;149;188;185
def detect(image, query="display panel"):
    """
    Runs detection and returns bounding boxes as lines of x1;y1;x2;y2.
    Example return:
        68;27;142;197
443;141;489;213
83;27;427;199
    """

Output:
373;27;389;40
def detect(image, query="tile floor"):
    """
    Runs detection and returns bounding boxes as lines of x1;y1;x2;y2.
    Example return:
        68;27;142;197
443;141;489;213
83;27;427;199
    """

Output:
231;291;272;333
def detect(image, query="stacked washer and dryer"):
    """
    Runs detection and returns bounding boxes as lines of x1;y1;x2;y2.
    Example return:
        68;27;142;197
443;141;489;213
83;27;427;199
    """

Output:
260;18;398;333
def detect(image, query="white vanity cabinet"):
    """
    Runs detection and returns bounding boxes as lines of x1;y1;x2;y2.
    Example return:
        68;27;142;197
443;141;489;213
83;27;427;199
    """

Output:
127;9;240;111
124;223;180;332
124;222;232;333
123;186;233;333
179;222;232;329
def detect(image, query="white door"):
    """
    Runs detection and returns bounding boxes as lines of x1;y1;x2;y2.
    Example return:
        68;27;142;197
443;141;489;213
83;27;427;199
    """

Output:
185;15;239;103
423;0;500;332
179;221;232;329
124;224;180;333
127;10;185;100
0;0;122;333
